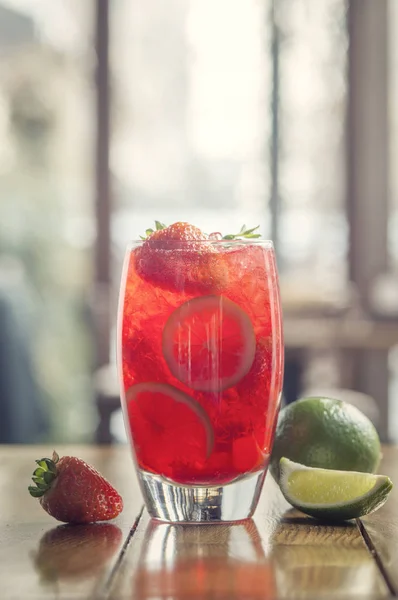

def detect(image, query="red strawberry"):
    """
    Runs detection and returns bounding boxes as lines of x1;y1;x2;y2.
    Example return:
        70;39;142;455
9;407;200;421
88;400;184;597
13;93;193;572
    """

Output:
146;221;205;245
134;222;263;293
28;452;123;524
134;222;223;293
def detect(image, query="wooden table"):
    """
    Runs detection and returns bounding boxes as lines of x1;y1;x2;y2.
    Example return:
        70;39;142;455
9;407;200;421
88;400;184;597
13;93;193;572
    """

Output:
2;445;397;599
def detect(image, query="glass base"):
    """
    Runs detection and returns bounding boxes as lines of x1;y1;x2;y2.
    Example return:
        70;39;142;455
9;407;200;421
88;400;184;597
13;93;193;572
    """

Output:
137;468;267;523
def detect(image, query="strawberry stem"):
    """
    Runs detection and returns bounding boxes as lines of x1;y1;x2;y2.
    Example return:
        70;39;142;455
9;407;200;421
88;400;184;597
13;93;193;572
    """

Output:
155;220;167;230
140;221;167;239
29;453;59;498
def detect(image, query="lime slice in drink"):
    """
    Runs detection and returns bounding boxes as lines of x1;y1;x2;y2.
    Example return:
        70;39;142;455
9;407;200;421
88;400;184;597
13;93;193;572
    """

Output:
162;295;256;392
279;458;393;522
126;383;214;470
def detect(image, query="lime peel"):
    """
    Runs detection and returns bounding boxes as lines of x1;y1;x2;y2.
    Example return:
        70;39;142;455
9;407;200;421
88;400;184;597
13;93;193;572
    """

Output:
270;397;381;481
279;457;393;522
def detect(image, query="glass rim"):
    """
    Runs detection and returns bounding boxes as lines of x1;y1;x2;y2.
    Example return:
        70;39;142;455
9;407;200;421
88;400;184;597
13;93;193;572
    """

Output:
126;239;275;250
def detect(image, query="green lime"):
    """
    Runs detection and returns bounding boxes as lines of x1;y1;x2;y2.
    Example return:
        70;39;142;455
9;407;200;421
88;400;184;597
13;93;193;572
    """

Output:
279;458;392;522
270;397;381;481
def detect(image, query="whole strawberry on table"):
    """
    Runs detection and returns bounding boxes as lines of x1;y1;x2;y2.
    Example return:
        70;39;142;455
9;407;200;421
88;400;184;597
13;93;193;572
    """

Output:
29;451;123;524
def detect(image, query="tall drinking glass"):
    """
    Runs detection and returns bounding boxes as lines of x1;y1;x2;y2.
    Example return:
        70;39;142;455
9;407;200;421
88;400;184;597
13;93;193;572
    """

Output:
118;238;284;522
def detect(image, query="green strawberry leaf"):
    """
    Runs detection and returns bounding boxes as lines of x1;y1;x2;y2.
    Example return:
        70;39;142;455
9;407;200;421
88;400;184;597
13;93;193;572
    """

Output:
32;479;48;490
222;225;261;240
34;467;46;478
43;471;55;484
140;221;168;239
35;459;48;470
28;486;45;498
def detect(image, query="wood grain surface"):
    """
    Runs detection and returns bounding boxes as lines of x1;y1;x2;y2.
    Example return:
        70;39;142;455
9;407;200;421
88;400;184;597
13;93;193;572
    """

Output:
109;473;388;599
360;445;398;596
0;444;396;599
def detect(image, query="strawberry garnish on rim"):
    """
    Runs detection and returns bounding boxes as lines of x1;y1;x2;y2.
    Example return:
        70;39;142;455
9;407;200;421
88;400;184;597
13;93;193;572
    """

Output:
134;221;262;292
134;221;213;292
28;452;123;524
142;221;205;244
139;221;262;242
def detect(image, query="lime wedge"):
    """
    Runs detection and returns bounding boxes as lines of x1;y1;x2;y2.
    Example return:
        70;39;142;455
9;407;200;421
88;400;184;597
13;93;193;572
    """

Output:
279;457;393;522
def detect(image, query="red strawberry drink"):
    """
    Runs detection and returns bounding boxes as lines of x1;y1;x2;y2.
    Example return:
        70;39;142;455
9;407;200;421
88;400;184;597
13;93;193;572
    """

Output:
118;223;284;522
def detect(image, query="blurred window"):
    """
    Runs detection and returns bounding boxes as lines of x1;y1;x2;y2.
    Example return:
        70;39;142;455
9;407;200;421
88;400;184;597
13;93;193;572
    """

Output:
110;0;272;257
0;0;94;441
110;0;348;309
277;0;348;289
